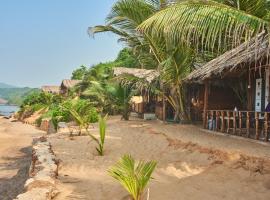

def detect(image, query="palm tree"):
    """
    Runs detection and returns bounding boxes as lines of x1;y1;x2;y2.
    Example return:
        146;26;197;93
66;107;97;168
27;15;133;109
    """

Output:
90;0;196;121
138;0;270;54
88;0;165;69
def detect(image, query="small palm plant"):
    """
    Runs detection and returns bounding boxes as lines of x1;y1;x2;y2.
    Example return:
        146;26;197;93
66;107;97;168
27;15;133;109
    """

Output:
63;103;107;156
108;155;157;200
96;114;107;156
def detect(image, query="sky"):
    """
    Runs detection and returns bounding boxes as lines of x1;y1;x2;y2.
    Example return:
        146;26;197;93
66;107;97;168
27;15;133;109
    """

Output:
0;0;122;88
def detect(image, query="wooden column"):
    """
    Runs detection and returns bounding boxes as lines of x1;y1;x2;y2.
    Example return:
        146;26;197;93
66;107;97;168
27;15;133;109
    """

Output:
203;80;209;128
226;111;231;133
264;112;269;142
233;111;236;134
246;112;250;137
255;112;260;140
239;111;242;135
216;111;220;131
162;90;166;122
221;111;225;132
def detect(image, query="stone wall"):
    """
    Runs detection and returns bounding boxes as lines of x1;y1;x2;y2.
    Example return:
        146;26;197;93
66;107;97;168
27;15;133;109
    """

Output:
14;137;58;200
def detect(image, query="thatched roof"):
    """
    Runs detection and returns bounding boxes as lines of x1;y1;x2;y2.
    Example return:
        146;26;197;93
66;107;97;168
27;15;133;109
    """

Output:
61;79;82;89
41;86;60;94
113;67;159;83
186;33;269;82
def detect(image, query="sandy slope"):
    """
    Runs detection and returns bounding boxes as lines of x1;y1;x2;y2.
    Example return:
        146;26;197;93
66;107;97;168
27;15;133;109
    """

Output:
0;117;44;200
49;116;270;200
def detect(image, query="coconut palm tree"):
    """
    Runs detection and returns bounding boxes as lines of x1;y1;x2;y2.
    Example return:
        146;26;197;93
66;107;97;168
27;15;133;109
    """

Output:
138;0;270;54
90;0;196;121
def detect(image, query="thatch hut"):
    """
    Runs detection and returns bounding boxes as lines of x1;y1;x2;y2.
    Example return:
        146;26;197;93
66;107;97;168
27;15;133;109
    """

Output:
60;79;82;95
41;86;60;94
186;33;270;141
113;67;161;119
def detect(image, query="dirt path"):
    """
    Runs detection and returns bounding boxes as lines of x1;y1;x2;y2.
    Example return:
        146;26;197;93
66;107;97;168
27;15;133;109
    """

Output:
0;117;44;200
49;116;270;200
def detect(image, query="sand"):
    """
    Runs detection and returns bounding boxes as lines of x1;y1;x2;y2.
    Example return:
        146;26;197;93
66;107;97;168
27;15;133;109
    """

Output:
48;116;270;200
0;117;44;200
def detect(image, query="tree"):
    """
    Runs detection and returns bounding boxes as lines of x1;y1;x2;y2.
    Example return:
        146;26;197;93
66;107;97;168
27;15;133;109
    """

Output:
90;0;195;121
138;0;270;54
114;48;139;68
71;65;88;80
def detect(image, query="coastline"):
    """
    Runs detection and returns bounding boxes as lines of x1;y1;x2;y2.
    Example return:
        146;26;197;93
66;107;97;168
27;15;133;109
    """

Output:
0;117;44;199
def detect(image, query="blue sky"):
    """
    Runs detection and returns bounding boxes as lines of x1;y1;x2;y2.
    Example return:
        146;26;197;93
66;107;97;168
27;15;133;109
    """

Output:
0;0;122;87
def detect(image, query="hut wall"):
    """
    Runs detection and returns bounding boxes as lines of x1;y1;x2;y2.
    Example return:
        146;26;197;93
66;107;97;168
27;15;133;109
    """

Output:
133;103;144;114
208;86;242;110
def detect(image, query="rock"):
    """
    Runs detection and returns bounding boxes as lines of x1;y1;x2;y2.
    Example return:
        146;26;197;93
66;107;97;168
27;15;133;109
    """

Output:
40;118;56;134
14;137;58;200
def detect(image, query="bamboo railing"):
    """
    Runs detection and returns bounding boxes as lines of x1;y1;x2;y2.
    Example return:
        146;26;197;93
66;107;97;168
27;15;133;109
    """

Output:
204;110;270;142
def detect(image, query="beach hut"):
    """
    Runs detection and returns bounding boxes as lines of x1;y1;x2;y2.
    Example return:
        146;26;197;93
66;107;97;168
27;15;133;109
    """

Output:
60;79;82;96
41;86;60;94
113;67;162;120
186;33;270;141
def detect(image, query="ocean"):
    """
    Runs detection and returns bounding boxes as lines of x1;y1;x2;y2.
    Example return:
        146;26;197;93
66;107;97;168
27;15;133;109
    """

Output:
0;105;19;117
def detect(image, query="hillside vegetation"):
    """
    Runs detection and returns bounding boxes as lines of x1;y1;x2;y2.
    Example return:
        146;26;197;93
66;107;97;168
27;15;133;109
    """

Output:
0;87;39;105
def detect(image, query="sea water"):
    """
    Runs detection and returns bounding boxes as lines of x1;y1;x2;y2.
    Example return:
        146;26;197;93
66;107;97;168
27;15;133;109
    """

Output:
0;105;19;117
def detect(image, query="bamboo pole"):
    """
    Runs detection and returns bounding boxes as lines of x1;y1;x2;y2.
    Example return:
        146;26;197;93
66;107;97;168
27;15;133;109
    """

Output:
264;112;269;142
255;112;260;140
233;111;236;134
226;111;230;133
221;111;225;132
239;111;242;135
203;80;209;129
247;112;250;137
216;111;220;131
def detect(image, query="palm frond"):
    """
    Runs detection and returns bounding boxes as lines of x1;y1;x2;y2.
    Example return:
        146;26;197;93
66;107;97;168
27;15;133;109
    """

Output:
138;0;268;53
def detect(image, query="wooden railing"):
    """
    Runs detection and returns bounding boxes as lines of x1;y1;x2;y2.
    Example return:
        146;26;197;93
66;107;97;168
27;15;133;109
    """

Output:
204;110;270;142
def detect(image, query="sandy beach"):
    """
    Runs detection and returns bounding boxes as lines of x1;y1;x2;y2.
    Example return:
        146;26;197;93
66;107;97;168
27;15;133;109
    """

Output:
48;116;270;200
0;117;43;200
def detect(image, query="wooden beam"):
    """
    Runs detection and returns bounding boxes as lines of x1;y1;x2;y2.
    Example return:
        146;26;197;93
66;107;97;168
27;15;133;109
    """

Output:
203;80;209;128
162;91;166;122
246;112;250;137
255;112;260;140
264;112;269;142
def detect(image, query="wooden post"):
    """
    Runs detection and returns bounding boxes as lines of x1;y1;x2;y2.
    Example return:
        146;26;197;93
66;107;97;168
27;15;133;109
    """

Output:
239;111;242;135
162;93;166;122
221;111;225;132
233;111;236;134
255;112;260;140
247;112;250;137
216;111;220;131
203;80;209;128
206;111;209;129
226;111;230;133
264;112;269;142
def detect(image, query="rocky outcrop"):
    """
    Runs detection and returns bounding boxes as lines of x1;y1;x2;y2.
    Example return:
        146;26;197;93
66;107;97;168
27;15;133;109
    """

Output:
14;137;59;200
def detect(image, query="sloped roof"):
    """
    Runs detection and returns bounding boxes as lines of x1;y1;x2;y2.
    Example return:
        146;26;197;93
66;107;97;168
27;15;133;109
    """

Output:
113;67;159;83
186;33;269;82
61;79;82;88
41;86;60;94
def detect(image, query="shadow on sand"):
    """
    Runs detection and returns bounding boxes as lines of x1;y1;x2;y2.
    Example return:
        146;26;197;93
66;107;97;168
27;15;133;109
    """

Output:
0;146;32;200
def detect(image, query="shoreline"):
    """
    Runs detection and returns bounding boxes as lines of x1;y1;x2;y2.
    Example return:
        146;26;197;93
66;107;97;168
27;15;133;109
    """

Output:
0;117;44;200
